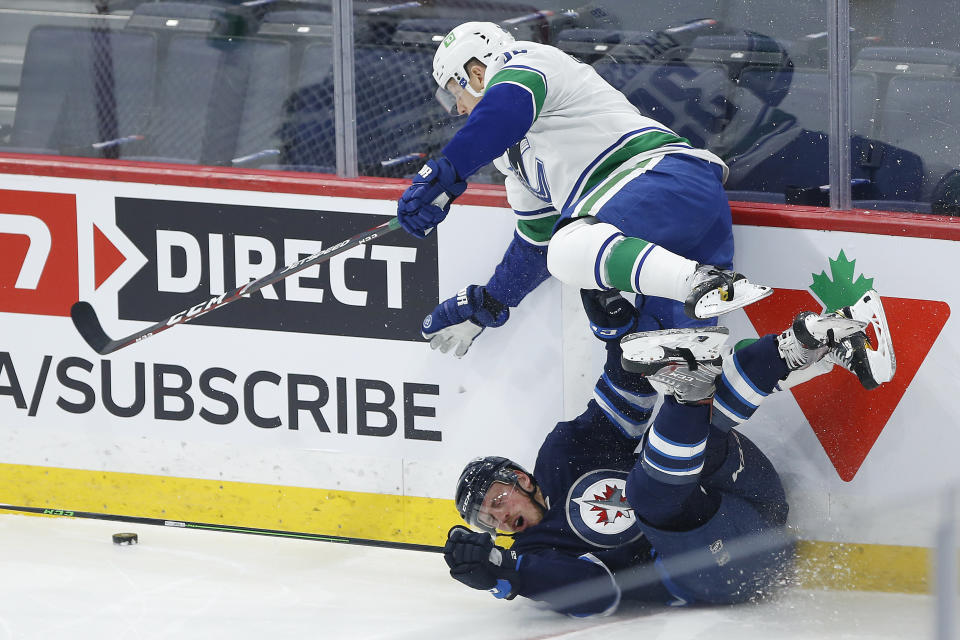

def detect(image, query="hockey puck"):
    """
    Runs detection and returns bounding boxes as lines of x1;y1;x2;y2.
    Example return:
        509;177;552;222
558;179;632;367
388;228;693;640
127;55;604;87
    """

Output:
112;532;138;545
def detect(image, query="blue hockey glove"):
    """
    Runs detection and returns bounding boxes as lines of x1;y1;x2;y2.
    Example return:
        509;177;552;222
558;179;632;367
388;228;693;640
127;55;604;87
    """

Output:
397;156;467;238
421;285;509;358
443;526;520;599
581;289;637;341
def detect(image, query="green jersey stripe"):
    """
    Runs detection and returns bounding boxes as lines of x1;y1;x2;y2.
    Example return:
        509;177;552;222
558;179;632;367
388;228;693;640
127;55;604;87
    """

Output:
580;131;690;197
574;157;655;218
517;213;559;244
487;68;547;119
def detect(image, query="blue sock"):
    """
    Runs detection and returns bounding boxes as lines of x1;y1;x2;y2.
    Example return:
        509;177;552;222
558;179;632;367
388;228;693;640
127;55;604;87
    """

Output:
639;397;710;485
712;335;787;432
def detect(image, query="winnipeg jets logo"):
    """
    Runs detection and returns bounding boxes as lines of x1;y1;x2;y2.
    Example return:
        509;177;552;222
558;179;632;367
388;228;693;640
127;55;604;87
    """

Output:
507;138;551;204
566;470;644;548
572;483;633;526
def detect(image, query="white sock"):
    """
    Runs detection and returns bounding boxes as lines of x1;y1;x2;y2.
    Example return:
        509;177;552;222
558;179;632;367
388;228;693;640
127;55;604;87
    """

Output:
621;244;698;301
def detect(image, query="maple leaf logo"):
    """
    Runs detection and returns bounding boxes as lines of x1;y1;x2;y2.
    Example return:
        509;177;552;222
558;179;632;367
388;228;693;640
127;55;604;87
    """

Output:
744;250;950;481
809;250;874;312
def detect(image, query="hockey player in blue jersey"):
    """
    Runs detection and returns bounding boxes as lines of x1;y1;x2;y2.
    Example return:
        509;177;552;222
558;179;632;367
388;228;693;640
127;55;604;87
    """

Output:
442;288;895;614
399;21;772;358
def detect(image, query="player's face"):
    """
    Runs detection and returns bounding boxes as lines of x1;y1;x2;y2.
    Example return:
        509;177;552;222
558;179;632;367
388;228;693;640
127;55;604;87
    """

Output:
445;78;482;116
477;473;542;534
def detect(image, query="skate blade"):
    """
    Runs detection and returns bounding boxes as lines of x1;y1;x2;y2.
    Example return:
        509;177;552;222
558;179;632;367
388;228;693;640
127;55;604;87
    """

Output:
849;290;896;384
621;327;729;374
694;282;773;319
809;315;868;342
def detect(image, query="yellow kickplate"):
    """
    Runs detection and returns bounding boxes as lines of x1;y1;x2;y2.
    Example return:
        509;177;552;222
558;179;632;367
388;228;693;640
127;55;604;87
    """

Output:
0;463;937;592
0;462;459;546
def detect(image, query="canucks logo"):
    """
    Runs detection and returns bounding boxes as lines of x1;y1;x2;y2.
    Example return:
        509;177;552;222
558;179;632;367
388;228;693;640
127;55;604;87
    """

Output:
565;469;644;548
507;138;552;204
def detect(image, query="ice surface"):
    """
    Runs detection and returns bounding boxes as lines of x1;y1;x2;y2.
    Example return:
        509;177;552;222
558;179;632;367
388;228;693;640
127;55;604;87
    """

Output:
0;514;936;639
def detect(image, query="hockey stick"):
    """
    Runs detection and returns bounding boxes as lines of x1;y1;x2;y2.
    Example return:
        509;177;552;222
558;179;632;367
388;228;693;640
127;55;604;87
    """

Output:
71;210;423;355
0;502;441;552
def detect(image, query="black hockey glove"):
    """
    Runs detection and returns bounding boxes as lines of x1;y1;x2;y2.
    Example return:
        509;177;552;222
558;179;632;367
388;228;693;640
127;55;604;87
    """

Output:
581;289;637;341
443;526;521;599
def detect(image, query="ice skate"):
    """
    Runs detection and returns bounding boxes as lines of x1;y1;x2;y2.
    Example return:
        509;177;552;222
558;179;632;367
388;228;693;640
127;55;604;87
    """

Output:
621;327;729;403
826;290;896;389
683;266;773;319
621;327;729;375
776;310;868;371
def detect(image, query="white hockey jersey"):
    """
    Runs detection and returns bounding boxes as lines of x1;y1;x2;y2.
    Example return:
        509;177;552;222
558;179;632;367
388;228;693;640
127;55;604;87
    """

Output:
482;42;727;245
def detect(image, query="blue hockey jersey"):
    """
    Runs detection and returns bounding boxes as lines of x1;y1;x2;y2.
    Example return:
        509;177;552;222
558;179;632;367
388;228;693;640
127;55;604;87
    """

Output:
508;398;675;616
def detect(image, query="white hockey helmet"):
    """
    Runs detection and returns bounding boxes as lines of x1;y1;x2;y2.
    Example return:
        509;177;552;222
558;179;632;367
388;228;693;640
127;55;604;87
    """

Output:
433;21;514;114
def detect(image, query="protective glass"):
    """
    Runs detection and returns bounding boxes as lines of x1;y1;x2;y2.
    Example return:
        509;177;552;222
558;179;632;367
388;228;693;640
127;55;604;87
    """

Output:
434;85;460;116
435;78;481;116
467;479;520;533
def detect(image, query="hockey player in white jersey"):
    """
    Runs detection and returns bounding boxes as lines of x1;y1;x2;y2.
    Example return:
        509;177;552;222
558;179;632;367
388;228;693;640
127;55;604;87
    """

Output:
397;21;772;357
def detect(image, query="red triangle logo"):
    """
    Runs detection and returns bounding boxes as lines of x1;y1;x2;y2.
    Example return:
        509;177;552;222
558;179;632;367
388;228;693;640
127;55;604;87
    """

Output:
744;291;950;481
93;223;126;290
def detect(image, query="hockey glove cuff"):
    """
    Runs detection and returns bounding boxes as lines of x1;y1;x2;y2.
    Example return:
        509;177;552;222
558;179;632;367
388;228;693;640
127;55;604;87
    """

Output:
397;156;467;238
421;285;509;357
581;289;637;341
443;526;521;599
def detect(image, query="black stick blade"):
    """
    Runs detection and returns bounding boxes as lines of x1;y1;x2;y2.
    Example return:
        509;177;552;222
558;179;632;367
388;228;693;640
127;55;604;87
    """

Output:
70;301;114;355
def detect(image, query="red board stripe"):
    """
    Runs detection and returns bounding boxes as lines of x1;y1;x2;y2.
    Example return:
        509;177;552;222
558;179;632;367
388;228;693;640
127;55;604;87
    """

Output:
2;153;960;240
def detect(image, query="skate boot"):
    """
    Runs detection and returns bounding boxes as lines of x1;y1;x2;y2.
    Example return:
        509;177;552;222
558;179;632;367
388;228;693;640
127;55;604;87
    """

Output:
826;290;896;389
776;310;868;371
621;327;729;404
683;265;774;319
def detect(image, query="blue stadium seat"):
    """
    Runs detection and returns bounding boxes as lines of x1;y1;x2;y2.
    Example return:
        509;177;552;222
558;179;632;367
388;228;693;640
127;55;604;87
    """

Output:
228;39;293;168
855;47;960;78
878;75;960;201
686;32;793;88
353;45;456;176
256;9;332;41
256;16;459;175
722;68;923;203
722;0;827;43
554;28;622;63
878;2;960;51
3;25;156;158
271;42;336;173
119;34;233;164
738;68;879;136
594;59;735;149
126;1;255;37
589;1;723;34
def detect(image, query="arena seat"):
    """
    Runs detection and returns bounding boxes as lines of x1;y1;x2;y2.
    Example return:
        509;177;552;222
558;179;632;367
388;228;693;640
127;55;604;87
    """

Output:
723;66;924;205
126;1;255;37
875;75;960;202
737;68;879;136
2;25;156;158
119;34;235;164
225;39;294;168
554;28;622;63
854;47;960;78
594;59;735;150
267;41;337;173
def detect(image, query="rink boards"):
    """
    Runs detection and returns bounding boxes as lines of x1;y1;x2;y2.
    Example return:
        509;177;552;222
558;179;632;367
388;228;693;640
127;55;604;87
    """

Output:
0;157;957;593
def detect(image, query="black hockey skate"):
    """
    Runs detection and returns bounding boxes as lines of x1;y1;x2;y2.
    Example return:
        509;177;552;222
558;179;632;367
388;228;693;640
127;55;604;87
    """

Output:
827;290;896;389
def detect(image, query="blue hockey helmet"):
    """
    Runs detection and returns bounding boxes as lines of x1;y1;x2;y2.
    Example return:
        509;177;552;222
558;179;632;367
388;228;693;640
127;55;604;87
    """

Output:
455;456;534;534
